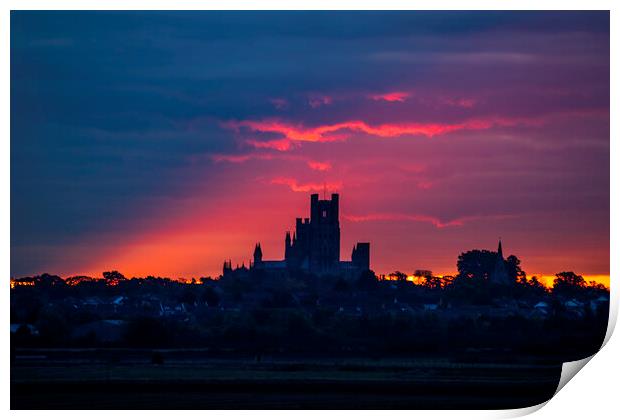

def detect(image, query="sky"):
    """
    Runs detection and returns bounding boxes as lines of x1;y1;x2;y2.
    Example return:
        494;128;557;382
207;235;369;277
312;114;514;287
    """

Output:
11;11;610;285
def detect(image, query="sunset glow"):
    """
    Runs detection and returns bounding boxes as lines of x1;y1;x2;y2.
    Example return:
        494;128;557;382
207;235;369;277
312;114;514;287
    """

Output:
11;12;609;286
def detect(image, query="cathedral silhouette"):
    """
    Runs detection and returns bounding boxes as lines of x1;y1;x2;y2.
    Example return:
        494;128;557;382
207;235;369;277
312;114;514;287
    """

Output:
223;193;370;277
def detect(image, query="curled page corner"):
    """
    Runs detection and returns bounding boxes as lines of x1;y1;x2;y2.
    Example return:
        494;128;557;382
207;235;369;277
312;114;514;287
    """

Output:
553;295;618;396
497;400;549;418
549;292;616;402
499;355;597;418
500;292;616;418
552;289;616;399
555;355;595;396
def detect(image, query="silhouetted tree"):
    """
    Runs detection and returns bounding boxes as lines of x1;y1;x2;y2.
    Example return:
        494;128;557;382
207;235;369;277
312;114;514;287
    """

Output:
587;281;608;292
389;271;408;282
553;272;586;297
103;270;126;285
34;273;65;288
456;250;496;283
451;249;524;303
506;255;527;283
515;275;547;300
456;250;523;285
422;276;443;290
65;275;97;286
440;275;455;289
527;275;547;293
414;269;432;282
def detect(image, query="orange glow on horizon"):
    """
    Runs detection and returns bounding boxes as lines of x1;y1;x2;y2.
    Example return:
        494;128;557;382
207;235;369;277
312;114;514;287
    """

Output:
12;259;609;290
378;273;610;289
534;274;610;289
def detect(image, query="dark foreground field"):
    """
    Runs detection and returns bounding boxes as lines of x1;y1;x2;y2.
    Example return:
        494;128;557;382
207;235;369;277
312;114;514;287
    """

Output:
11;348;561;409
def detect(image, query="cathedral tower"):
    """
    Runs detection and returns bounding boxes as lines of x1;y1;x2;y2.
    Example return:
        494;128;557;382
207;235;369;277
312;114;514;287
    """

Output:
309;193;340;273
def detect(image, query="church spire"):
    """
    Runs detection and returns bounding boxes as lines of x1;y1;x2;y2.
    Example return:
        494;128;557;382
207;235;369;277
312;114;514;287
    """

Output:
253;242;262;264
492;238;510;285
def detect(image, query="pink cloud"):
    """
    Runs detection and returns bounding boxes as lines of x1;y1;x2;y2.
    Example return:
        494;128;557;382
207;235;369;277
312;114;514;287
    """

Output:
226;116;541;146
246;138;295;151
370;91;411;102
307;160;332;171
270;177;342;193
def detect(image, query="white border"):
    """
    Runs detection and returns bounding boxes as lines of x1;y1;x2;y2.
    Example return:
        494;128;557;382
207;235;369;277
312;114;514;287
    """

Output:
3;2;617;418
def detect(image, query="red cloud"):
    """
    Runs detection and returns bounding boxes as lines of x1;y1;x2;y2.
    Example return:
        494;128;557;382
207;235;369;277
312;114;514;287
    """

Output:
246;138;295;151
307;160;331;171
227;116;540;147
370;91;411;102
271;177;342;193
